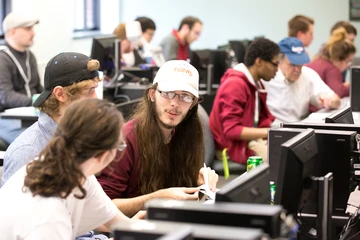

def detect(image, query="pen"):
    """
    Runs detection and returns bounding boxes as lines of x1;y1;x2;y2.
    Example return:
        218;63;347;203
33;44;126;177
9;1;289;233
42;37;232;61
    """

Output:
203;163;209;188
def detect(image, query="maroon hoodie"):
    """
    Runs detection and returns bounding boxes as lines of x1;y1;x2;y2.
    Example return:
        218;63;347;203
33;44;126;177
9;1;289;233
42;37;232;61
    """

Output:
209;68;274;164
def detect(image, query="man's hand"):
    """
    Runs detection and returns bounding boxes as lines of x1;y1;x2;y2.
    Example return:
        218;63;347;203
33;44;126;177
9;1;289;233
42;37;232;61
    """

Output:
248;138;268;163
197;167;218;191
132;210;146;220
157;187;199;200
319;93;340;109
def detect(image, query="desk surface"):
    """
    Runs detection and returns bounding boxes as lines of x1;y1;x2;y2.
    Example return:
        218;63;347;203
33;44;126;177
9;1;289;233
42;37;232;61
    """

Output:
1;107;38;128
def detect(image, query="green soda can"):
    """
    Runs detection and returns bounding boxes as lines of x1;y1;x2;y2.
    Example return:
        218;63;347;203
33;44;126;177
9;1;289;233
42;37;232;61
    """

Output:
270;181;276;205
246;156;264;172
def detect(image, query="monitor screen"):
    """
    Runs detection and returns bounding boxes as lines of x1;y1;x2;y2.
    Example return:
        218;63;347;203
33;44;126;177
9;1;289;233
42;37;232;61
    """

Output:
216;164;270;204
229;40;246;63
189;49;211;85
90;35;121;78
325;106;354;124
209;50;229;85
275;129;318;215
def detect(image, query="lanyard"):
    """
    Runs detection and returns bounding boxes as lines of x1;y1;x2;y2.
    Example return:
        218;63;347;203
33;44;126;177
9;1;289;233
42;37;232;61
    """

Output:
3;47;32;98
254;82;267;128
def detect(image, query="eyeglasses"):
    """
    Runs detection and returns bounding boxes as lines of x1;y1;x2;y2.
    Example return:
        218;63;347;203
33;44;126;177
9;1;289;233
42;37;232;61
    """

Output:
343;59;352;66
117;143;127;151
268;60;279;67
156;89;195;103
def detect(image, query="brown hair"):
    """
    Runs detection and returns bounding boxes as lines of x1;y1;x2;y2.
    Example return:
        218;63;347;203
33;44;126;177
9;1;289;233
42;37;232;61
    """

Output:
24;98;124;199
132;85;203;194
113;23;127;40
331;21;357;36
288;15;314;37
322;27;356;61
38;59;101;118
178;16;202;31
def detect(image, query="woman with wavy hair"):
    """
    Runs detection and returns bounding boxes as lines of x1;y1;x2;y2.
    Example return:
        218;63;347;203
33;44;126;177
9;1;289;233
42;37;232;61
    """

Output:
0;98;143;239
307;27;356;98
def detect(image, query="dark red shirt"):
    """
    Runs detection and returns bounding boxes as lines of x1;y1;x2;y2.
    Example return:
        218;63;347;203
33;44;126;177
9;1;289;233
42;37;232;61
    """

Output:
172;29;189;60
306;58;349;98
97;120;141;199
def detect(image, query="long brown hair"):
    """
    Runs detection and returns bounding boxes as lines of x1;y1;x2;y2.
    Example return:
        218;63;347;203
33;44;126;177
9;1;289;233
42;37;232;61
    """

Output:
321;27;356;61
24;98;124;199
132;85;204;195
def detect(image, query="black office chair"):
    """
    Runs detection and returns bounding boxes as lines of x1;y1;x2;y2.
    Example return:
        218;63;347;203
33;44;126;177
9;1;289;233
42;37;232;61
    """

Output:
198;104;246;176
115;97;142;121
0;138;9;152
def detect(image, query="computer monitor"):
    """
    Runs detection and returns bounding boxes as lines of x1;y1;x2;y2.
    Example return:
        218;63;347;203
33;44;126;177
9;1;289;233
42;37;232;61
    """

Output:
229;40;246;63
270;127;357;216
325;106;354;124
216;164;270;204
275;129;318;215
112;219;263;240
189;49;211;85
90;35;121;78
209;50;229;85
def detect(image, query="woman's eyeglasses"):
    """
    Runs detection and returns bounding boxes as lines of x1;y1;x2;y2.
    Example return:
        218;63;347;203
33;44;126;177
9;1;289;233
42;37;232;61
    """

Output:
117;143;127;151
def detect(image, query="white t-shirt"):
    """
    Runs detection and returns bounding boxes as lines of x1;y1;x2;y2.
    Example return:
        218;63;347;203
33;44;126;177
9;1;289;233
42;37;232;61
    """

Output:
263;66;334;127
0;166;118;240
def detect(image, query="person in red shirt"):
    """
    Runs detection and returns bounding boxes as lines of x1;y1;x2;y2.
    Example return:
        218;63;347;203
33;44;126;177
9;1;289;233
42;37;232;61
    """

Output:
209;38;279;164
306;27;356;98
160;16;202;61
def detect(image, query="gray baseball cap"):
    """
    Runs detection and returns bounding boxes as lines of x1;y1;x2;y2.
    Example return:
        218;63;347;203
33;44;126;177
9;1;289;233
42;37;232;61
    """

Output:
3;12;39;33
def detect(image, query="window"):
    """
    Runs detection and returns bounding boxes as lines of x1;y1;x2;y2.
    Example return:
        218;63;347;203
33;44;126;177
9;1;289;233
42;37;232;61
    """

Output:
74;0;100;32
0;0;11;38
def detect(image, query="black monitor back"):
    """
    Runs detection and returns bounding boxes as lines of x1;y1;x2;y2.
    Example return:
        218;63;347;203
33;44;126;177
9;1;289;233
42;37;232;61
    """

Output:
229;40;246;63
90;35;120;78
216;164;270;204
146;199;282;238
273;126;357;215
112;220;263;240
351;67;360;111
209;50;229;85
325;106;354;124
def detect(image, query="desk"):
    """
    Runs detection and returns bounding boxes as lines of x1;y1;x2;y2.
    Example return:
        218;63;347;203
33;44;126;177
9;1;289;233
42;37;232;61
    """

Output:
302;97;360;124
1;107;38;128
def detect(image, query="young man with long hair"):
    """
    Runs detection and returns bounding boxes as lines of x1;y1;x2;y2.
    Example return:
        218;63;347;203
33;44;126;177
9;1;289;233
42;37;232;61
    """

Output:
2;52;101;186
0;98;144;239
98;60;218;217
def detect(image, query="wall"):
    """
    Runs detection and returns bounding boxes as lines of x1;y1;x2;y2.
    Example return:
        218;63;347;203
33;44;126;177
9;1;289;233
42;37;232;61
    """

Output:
9;0;359;81
11;0;120;81
120;0;357;58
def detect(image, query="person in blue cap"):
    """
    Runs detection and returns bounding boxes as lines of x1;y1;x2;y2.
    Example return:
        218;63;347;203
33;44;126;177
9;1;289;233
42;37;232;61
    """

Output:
263;37;340;127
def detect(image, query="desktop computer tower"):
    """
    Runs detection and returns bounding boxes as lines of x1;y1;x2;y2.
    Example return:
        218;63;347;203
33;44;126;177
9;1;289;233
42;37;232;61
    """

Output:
111;220;264;240
145;199;283;238
351;67;360;111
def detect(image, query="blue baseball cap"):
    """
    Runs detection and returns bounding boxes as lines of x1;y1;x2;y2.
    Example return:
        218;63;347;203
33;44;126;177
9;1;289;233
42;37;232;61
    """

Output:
278;37;310;65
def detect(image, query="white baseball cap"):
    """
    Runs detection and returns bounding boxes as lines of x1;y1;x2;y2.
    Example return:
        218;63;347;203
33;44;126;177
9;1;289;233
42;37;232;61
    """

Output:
153;60;199;97
3;12;39;33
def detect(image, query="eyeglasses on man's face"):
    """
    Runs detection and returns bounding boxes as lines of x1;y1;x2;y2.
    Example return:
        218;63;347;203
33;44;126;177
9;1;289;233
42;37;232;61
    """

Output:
268;60;279;67
156;89;195;103
117;143;127;152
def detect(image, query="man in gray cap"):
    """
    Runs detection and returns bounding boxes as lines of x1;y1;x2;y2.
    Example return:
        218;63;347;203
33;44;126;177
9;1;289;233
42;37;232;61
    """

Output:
0;12;43;145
